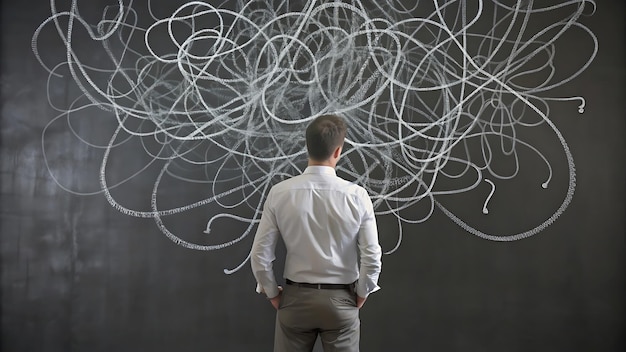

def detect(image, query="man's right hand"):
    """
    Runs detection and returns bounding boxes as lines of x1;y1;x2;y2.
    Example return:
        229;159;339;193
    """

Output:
356;295;366;309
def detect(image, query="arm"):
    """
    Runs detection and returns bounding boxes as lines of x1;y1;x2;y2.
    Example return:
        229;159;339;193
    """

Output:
355;189;382;304
250;192;281;300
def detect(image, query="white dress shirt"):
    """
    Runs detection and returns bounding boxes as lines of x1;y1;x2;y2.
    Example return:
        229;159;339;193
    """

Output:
251;165;382;299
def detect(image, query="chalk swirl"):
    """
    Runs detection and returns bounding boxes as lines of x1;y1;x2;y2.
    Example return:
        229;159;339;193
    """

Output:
33;0;597;271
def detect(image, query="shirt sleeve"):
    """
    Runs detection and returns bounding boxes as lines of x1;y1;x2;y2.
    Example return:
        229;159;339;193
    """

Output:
355;189;382;298
250;190;281;299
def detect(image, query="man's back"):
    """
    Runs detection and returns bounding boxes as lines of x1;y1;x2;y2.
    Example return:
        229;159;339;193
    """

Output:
267;166;372;284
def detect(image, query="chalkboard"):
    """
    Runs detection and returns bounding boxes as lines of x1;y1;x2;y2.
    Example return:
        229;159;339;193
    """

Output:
1;1;623;351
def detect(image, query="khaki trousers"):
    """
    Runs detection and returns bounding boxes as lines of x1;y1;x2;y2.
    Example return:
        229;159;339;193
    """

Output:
274;284;360;352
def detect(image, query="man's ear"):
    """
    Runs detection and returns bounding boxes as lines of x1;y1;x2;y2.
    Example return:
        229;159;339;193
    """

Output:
333;145;342;159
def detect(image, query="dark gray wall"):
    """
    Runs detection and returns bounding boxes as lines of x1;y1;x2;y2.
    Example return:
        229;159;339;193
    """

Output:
1;1;624;351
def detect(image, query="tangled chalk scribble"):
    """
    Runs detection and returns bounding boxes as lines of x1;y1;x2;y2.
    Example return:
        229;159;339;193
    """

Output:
33;0;597;271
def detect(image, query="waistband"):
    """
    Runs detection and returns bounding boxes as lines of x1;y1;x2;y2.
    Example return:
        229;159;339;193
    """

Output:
285;278;353;290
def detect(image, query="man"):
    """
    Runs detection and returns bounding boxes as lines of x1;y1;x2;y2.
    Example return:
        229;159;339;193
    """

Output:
250;114;383;352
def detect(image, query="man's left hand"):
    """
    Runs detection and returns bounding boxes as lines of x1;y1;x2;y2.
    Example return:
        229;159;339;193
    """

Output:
269;286;283;309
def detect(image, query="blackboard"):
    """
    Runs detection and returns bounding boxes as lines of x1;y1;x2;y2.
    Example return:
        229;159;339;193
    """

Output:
1;1;623;351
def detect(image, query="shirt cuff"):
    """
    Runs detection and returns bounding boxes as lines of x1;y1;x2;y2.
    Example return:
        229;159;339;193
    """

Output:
256;282;280;298
356;282;381;298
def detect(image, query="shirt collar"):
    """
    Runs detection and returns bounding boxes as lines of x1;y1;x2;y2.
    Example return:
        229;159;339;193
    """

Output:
303;165;336;176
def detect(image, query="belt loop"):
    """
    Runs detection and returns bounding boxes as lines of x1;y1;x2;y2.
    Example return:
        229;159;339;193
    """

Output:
317;284;321;289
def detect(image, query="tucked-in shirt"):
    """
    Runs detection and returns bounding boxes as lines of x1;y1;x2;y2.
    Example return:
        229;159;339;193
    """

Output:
250;165;382;299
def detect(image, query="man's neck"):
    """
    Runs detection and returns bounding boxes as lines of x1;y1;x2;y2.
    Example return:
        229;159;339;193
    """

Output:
308;160;335;168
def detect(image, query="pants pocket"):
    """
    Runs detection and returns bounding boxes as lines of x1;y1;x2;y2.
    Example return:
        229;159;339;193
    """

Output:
330;292;357;308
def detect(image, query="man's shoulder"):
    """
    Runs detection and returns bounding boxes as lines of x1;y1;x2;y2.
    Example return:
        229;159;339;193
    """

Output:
275;173;305;185
326;176;370;199
268;174;305;193
340;181;369;197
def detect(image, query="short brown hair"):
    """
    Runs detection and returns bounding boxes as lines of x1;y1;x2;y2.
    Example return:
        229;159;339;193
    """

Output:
305;115;347;161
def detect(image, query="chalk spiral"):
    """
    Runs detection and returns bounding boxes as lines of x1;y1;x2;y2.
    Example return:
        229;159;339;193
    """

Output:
33;0;597;271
